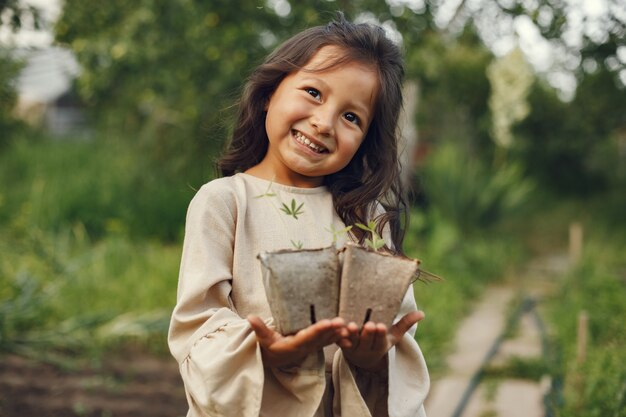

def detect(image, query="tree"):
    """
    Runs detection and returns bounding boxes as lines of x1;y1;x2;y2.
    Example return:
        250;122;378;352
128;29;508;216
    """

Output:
515;66;626;196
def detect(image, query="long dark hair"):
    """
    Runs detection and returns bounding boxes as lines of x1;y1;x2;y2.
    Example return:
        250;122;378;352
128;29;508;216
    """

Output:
218;13;408;254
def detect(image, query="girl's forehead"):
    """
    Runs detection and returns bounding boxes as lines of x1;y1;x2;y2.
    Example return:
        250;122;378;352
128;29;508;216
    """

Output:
302;45;374;73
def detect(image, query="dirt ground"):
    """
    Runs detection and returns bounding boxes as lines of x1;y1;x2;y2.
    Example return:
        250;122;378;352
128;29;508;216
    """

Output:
0;352;188;417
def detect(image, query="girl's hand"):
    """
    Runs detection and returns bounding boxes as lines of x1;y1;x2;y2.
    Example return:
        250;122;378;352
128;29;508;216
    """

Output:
247;315;348;368
338;310;425;371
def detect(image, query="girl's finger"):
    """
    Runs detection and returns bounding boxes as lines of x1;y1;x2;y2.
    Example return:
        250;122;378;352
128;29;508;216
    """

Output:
359;322;377;351
248;315;280;347
346;322;360;350
371;323;387;352
389;311;424;343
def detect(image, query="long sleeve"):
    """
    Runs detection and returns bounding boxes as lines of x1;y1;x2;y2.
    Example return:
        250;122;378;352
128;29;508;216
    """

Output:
387;287;429;417
168;183;266;416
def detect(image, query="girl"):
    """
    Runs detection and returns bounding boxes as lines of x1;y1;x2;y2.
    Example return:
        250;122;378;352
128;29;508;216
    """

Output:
168;14;429;417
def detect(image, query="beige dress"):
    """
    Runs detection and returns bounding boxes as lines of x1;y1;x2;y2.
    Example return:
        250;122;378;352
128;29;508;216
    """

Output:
168;173;429;417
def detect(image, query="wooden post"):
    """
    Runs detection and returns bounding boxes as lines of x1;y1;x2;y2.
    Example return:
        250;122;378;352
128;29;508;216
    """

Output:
569;222;583;266
574;310;589;412
576;310;588;364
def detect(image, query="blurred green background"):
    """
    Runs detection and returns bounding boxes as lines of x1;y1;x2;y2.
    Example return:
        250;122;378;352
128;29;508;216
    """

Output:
1;0;625;415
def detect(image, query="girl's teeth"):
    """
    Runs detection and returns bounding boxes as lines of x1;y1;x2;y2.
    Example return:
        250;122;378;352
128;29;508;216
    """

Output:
294;131;325;153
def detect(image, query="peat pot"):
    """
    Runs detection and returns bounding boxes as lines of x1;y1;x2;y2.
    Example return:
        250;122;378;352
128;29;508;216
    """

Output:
258;246;341;335
338;244;419;328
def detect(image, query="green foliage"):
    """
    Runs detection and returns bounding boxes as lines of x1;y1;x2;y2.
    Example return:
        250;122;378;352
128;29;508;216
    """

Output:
514;72;626;196
0;136;199;241
355;221;386;251
409;30;494;156
546;232;626;415
0;49;25;146
55;0;278;170
0;224;180;358
418;142;534;235
0;135;188;358
325;224;353;245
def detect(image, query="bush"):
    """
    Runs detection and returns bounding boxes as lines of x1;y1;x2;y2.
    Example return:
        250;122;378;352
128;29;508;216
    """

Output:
0;136;205;241
546;234;626;415
0;224;181;358
417;142;534;235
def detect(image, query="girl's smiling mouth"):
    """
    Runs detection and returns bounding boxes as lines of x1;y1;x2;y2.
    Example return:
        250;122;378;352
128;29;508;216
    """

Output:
292;130;329;154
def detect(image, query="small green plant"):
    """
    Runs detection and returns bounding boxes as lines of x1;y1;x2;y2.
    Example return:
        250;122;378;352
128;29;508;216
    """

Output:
325;224;353;245
280;198;305;220
254;181;277;199
254;182;306;245
355;221;386;251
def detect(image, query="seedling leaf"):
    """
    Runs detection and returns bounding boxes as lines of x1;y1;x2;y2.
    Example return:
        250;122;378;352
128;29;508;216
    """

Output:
254;181;277;198
325;224;353;244
356;221;385;251
280;198;305;219
355;222;370;231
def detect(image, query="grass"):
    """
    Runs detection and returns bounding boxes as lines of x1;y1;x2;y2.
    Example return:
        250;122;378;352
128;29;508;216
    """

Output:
543;229;626;416
0;224;181;360
0;135;191;361
0;135;201;241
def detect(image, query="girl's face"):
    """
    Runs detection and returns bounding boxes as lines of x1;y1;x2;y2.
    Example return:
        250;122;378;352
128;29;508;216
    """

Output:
252;46;378;188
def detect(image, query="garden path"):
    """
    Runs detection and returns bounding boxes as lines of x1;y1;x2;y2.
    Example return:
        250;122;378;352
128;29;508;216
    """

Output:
424;254;569;417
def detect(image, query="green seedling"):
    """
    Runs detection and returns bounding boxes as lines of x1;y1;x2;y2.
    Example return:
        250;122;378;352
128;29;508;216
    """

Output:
254;180;277;198
355;221;386;251
280;198;305;219
290;240;304;250
325;224;353;244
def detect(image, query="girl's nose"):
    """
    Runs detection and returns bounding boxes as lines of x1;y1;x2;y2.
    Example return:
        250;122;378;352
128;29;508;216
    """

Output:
310;108;334;136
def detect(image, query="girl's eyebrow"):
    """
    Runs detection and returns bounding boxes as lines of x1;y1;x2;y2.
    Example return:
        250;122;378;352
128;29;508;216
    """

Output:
299;76;373;118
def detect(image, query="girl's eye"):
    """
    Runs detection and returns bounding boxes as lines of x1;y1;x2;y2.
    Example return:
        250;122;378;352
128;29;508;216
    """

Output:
344;112;360;125
305;87;321;100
